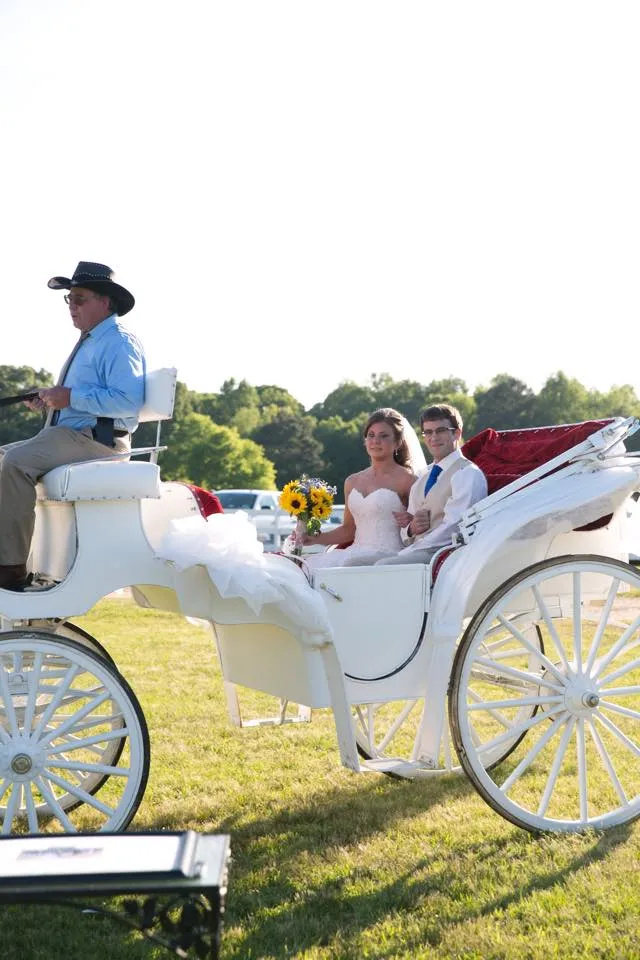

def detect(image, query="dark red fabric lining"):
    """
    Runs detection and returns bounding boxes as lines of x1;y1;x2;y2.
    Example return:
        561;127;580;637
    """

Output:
432;419;618;579
461;420;614;495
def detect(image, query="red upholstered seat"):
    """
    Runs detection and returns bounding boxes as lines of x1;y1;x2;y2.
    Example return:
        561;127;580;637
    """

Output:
430;419;618;581
461;420;615;496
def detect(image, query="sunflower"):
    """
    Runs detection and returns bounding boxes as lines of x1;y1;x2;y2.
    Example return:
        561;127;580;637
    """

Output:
311;499;332;520
279;487;308;516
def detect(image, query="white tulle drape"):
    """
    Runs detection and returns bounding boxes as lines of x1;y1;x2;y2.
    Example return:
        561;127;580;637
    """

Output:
156;512;333;642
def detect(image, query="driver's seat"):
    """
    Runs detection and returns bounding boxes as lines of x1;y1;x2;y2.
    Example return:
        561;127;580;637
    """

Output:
30;368;177;582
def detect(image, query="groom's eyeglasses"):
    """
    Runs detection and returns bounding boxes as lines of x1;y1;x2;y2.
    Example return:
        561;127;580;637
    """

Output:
421;427;456;438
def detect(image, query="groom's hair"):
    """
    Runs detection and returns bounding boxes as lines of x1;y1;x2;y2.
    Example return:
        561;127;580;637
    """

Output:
421;404;463;432
364;408;412;468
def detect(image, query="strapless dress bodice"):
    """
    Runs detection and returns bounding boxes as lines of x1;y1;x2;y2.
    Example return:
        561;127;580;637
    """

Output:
348;487;404;554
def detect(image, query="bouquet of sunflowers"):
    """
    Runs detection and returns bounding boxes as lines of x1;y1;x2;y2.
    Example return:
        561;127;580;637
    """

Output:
279;475;337;554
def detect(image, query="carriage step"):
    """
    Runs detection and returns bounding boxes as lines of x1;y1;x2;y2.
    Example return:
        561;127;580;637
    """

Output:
239;711;312;728
360;757;445;778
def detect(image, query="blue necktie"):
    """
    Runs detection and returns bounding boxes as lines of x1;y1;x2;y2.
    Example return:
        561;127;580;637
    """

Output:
424;464;442;496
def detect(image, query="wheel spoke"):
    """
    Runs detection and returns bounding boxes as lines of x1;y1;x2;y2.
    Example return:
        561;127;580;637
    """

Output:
496;615;566;683
46;726;129;754
44;771;114;816
572;573;583;675
592;614;640;682
35;775;77;832
51;760;130;777
532;585;571;671
598;701;640;722
21;651;44;733
594;712;640;759
378;700;418;754
576;718;588;823
467;687;517;730
477;705;564;756
474;656;562;692
588;719;628;805
538;717;576;817
38;690;110;745
31;663;79;739
599;657;640;687
584;578;620;674
467;694;561;712
24;783;39;834
499;712;570;793
2;784;21;835
0;664;20;737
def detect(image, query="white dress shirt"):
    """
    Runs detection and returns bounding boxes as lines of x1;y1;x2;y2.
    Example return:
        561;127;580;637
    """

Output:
401;449;488;553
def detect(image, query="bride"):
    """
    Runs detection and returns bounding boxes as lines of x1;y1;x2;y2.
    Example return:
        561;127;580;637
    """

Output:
300;408;426;568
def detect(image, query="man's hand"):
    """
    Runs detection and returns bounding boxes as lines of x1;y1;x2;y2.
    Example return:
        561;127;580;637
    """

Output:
38;387;72;411
24;396;46;412
393;509;413;529
410;506;431;536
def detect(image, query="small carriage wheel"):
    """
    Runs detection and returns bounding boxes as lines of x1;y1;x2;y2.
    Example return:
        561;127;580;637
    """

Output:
449;555;640;833
0;631;149;835
352;624;542;781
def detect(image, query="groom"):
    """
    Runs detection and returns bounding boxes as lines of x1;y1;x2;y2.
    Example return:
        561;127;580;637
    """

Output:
375;403;487;566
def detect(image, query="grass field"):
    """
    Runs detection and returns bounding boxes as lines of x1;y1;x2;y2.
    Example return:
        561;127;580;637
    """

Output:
1;599;639;960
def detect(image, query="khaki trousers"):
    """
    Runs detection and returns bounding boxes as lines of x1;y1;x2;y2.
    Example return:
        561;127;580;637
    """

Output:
372;545;441;566
0;426;130;566
340;545;441;567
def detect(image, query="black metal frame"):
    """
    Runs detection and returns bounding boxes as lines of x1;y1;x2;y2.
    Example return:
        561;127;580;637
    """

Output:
0;833;230;960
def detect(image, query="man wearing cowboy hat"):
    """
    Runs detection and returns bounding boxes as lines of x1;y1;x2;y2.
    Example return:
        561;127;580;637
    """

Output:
0;262;145;590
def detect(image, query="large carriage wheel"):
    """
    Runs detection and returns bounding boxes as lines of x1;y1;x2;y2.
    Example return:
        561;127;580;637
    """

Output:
449;555;640;833
5;621;123;811
0;632;149;835
354;622;543;777
50;621;123;808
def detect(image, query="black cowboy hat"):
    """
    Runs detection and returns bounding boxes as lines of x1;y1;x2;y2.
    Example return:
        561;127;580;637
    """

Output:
47;261;135;316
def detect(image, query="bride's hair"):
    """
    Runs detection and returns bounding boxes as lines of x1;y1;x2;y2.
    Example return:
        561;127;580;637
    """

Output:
363;408;412;467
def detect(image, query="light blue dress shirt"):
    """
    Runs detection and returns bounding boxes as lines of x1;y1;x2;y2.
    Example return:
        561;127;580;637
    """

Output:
56;314;146;433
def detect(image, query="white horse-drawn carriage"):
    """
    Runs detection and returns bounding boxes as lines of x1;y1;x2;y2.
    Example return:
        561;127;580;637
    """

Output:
1;370;639;836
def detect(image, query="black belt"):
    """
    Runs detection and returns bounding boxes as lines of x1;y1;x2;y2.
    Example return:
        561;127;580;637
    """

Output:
92;417;130;447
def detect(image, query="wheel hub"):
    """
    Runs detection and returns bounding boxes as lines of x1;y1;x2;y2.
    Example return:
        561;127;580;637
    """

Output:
0;742;46;782
11;753;32;775
564;681;601;716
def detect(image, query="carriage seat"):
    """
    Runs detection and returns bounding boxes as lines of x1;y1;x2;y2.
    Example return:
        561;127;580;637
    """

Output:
461;420;615;495
35;366;177;503
429;419;621;585
37;460;161;502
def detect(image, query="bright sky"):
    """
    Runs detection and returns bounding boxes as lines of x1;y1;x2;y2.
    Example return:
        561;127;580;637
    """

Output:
2;1;639;409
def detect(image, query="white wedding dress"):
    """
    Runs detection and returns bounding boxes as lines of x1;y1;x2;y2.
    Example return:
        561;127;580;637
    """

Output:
304;487;404;569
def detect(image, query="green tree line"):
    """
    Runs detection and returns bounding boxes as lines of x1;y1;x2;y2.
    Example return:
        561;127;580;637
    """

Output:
0;365;638;495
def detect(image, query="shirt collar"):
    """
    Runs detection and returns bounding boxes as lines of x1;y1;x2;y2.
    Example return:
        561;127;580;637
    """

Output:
431;448;463;473
85;313;118;342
